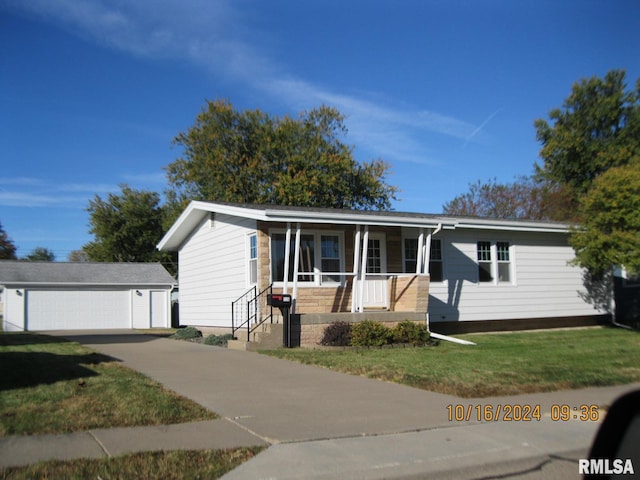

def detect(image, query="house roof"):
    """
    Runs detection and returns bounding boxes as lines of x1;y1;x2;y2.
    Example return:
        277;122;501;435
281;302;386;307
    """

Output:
0;261;176;287
158;201;571;252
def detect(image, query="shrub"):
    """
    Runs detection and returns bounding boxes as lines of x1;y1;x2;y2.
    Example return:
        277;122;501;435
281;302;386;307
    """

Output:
350;320;393;347
204;333;234;346
170;326;203;340
320;321;352;346
392;321;430;346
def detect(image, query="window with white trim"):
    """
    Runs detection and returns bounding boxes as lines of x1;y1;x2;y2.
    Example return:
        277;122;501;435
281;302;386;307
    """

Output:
476;241;513;284
321;235;341;283
430;239;443;282
248;234;258;285
403;237;444;282
271;231;344;285
477;241;493;282
496;241;511;283
403;238;417;273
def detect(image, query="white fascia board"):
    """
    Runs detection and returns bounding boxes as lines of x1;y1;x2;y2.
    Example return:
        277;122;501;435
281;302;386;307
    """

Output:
158;202;205;251
158;201;269;251
3;282;175;288
454;220;570;233
263;209;445;229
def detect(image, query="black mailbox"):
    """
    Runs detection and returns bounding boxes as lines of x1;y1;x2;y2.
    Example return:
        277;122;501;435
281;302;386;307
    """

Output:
267;294;292;307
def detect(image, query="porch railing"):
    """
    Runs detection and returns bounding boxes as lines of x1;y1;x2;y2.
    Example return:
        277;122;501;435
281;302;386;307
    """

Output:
231;284;273;340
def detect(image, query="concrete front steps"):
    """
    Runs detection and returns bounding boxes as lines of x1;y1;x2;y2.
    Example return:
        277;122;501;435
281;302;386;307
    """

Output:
228;322;284;351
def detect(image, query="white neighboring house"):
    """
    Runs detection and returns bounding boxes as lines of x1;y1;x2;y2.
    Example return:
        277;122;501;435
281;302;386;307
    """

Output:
0;261;176;332
158;201;610;342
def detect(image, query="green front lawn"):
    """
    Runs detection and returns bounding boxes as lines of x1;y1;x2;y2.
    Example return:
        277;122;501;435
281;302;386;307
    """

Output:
1;448;263;480
0;333;217;436
262;327;640;397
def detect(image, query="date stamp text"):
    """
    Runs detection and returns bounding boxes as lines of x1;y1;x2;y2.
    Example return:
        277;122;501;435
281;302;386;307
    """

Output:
446;404;601;422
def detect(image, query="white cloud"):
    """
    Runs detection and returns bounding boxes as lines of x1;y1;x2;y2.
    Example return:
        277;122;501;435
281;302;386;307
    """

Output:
0;177;123;207
0;191;78;208
5;0;484;165
121;172;167;185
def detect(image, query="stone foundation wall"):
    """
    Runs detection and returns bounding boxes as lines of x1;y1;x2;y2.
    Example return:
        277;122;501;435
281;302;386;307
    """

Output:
294;312;427;347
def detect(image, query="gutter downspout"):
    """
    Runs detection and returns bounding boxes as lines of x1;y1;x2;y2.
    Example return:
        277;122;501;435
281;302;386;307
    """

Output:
430;332;476;346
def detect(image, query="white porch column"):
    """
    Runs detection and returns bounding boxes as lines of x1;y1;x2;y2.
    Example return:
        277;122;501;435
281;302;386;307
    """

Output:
416;228;425;274
351;225;361;313
358;225;369;312
292;223;302;312
424;228;433;274
282;223;292;294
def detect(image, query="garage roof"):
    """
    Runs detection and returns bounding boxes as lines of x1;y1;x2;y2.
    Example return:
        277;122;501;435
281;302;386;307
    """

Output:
0;261;176;287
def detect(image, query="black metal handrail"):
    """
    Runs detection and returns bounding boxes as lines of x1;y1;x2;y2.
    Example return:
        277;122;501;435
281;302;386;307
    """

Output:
231;284;273;340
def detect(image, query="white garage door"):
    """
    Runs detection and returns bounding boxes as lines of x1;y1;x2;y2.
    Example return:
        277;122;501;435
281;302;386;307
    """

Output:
26;289;131;330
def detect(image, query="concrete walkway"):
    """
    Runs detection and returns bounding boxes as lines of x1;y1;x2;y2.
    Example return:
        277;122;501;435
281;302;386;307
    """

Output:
1;330;638;479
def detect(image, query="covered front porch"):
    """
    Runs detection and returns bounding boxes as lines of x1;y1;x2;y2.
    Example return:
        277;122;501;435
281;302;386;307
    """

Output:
257;221;438;316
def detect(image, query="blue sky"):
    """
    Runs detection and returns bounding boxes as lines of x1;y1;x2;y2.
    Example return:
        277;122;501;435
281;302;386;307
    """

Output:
1;0;639;260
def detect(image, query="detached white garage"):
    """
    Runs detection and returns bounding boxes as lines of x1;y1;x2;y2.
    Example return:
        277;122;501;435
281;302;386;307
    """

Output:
1;261;176;331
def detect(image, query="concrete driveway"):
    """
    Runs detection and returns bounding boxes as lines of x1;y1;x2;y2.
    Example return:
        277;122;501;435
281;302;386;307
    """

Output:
51;330;458;443
46;330;639;479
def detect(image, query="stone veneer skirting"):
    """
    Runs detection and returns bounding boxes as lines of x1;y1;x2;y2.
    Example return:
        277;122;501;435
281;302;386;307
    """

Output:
291;312;427;347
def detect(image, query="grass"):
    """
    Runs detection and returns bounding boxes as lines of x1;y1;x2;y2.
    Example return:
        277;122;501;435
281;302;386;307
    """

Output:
0;332;217;436
0;447;264;480
262;327;640;397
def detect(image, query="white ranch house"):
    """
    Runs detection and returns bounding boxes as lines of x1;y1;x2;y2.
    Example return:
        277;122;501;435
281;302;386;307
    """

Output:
158;201;609;347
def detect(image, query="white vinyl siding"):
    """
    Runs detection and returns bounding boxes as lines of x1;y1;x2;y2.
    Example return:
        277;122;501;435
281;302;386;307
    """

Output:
428;230;607;323
178;213;257;328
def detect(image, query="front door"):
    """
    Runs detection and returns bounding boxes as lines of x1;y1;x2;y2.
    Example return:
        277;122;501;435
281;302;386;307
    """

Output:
363;233;388;309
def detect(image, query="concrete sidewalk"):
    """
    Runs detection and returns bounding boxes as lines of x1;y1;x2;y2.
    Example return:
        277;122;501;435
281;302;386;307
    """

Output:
3;330;638;479
0;420;267;468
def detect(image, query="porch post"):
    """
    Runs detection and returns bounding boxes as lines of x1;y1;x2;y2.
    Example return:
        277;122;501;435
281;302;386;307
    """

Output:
416;228;425;274
424;228;433;274
351;225;361;313
358;225;369;312
292;223;302;313
282;223;291;294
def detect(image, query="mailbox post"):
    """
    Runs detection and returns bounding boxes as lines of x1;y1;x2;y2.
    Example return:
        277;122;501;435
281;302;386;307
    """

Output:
267;294;293;347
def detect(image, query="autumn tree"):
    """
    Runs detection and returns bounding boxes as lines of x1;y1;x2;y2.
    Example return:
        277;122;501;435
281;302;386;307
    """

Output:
83;185;176;271
442;176;574;221
165;100;397;215
534;69;640;199
570;161;640;278
0;222;17;259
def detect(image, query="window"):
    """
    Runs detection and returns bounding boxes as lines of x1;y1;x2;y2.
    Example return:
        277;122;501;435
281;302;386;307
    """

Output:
477;241;493;282
496;242;511;283
367;238;382;273
271;231;343;285
404;238;417;273
430;239;443;282
321;235;341;283
403;237;443;282
248;234;258;285
477;241;513;284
